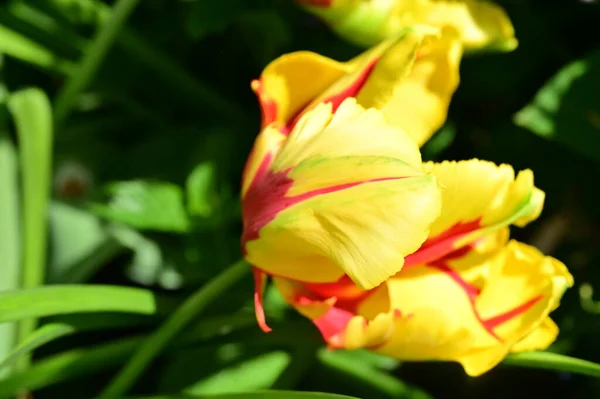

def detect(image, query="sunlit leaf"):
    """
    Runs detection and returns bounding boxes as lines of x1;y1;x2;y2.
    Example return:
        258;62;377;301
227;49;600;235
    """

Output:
0;285;157;324
131;392;360;399
0;24;73;73
0;111;20;377
186;162;217;218
90;180;190;232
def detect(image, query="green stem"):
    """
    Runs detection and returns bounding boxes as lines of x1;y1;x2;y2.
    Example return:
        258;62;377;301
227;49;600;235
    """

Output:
97;259;250;398
53;0;140;126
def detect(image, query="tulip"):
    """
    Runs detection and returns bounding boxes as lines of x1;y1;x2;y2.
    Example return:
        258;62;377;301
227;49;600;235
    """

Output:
270;160;573;376
252;26;462;146
241;98;443;332
296;0;517;52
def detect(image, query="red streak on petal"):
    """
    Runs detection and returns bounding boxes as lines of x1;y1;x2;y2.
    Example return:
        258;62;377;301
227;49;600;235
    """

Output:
281;56;381;135
251;79;278;128
428;262;545;341
253;268;272;333
482;295;543;331
304;275;367;301
241;152;403;248
404;219;482;267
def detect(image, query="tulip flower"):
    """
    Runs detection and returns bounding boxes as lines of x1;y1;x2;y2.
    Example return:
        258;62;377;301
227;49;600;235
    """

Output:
296;0;517;52
241;98;443;331
271;160;573;376
252;26;462;146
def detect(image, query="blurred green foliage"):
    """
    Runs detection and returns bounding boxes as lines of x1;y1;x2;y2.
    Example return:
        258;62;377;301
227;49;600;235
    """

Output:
0;0;600;398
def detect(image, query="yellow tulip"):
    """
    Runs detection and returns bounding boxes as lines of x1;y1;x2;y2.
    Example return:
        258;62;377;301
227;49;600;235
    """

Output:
241;98;442;332
270;161;573;376
296;0;517;52
252;26;462;146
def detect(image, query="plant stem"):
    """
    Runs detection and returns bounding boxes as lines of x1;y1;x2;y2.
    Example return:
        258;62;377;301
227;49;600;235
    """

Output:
53;0;140;126
97;259;249;398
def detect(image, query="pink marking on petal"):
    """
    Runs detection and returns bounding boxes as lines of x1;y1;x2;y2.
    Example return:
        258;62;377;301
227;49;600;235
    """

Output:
241;155;404;247
253;268;272;333
404;219;482;267
281;56;381;135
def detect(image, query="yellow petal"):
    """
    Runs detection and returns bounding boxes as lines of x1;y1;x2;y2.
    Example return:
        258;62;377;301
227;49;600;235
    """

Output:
254;51;348;127
243;99;442;289
424;0;518;51
299;0;517;52
352;239;572;376
510;318;559;353
405;160;545;266
378;29;463;146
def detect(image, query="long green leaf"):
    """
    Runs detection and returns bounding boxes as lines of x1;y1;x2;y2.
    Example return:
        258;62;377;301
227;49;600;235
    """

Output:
0;323;75;372
0;315;256;397
0;285;157;324
0;111;20;377
503;351;600;377
8;88;54;369
0;24;73;73
130;393;361;399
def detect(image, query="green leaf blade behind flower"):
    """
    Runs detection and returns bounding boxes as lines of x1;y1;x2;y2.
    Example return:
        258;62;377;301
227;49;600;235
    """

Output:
504;351;600;378
514;48;600;163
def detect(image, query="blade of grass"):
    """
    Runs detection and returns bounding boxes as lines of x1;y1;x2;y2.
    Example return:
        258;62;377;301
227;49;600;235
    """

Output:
53;0;140;125
7;88;53;370
98;259;250;398
0;109;20;377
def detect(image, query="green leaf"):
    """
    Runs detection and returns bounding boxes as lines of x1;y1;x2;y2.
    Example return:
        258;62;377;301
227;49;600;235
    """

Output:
514;48;600;162
316;349;432;399
182;352;291;395
0;24;74;73
0;316;256;396
186;162;216;218
129;392;360;399
0;285;157;324
8;88;54;368
0;111;20;377
90;180;190;232
0;323;75;372
503;351;600;378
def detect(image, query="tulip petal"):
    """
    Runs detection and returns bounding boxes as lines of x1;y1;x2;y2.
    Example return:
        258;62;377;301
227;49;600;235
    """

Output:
253;268;271;333
377;29;463;146
510;318;559;352
244;100;442;289
405;160;545;266
252;52;348;128
423;0;518;51
353;239;572;376
241;126;286;197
